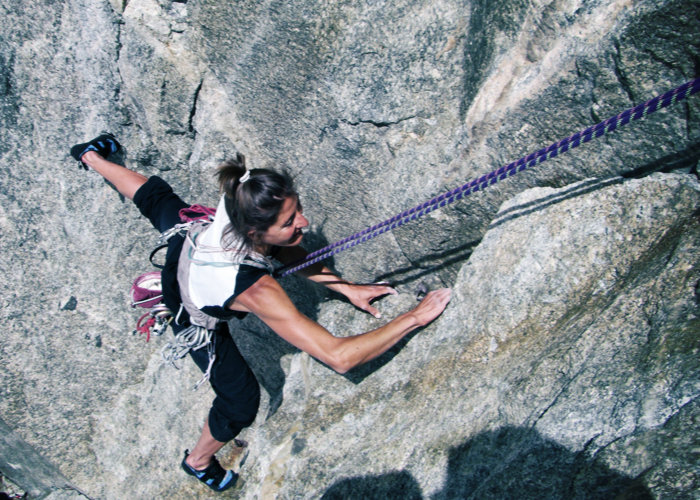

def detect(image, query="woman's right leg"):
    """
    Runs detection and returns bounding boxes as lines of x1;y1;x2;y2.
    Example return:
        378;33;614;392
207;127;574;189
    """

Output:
188;323;261;468
185;419;227;470
81;150;147;201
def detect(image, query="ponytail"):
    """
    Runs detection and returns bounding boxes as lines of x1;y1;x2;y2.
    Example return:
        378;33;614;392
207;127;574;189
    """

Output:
215;153;248;196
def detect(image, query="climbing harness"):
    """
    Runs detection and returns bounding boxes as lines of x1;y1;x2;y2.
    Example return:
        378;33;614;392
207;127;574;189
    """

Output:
129;205;219;387
157;205;218;249
276;78;700;277
179;204;217;222
129;203;265;390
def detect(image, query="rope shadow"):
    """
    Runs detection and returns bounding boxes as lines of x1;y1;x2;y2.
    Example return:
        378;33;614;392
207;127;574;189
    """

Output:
374;239;481;290
488;177;626;230
489;140;700;231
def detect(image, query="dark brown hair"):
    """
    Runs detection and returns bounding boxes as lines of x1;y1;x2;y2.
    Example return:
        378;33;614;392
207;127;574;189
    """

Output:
215;153;297;251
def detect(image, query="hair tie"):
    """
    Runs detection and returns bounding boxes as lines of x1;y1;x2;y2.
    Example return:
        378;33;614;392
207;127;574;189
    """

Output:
240;170;251;183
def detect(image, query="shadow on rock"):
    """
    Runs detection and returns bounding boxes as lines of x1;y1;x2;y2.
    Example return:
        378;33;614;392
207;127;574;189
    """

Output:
232;225;448;410
490;142;700;232
230;228;338;418
321;426;652;500
488;177;626;230
621;138;700;179
341;328;421;384
230;270;327;417
234;227;478;394
374;239;480;290
321;470;422;500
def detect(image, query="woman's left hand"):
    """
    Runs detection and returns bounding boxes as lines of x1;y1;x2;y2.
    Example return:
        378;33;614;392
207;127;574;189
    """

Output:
343;282;398;319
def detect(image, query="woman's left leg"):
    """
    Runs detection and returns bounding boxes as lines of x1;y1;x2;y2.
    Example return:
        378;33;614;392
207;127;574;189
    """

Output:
72;134;190;232
81;150;147;201
71;133;146;200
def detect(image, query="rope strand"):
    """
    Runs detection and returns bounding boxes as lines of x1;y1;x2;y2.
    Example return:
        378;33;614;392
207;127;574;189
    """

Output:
277;78;700;276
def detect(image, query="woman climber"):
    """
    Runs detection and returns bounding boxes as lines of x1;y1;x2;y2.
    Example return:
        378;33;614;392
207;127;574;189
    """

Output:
70;133;452;492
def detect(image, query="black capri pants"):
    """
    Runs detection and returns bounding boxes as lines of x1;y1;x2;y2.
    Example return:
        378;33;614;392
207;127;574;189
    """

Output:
133;176;261;442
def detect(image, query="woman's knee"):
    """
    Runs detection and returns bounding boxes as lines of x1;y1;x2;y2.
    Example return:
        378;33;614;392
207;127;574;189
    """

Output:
132;176;189;232
208;386;260;442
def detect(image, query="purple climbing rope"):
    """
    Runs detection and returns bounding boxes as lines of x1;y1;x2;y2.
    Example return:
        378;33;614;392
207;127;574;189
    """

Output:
277;78;700;277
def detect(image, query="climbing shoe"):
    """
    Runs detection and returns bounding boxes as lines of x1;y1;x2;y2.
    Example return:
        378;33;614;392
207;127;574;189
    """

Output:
181;450;238;492
70;133;121;166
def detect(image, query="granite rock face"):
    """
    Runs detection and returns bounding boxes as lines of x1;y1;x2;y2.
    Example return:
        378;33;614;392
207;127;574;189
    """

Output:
0;0;698;498
242;173;699;500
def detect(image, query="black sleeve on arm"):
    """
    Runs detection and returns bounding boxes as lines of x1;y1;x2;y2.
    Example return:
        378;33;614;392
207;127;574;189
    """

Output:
233;264;269;299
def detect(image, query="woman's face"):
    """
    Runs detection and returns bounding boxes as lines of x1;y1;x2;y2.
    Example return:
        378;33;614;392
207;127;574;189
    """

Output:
258;195;308;248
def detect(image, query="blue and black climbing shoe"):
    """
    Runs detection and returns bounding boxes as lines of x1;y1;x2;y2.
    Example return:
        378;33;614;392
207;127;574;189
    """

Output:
70;133;121;168
181;450;238;492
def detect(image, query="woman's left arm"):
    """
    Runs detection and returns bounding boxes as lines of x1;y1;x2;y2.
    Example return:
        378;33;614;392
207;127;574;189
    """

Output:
275;246;396;318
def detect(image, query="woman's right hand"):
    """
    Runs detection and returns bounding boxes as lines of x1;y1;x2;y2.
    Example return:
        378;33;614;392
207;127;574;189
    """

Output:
409;288;452;326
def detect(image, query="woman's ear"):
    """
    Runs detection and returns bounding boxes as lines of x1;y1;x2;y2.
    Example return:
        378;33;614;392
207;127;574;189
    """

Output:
248;229;261;244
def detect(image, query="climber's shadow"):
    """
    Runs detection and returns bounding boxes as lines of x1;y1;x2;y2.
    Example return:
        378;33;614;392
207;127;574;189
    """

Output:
230;274;325;418
230;228;344;417
232;227;482;408
321;426;653;499
322;470;422;500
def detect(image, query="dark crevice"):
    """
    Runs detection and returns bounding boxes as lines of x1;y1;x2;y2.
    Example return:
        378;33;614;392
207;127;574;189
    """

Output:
188;78;203;135
621;139;700;179
611;39;636;103
342;115;416;128
112;5;124;108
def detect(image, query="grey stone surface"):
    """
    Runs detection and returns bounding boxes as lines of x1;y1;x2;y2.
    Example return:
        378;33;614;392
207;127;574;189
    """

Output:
0;0;698;498
236;173;698;499
0;417;75;499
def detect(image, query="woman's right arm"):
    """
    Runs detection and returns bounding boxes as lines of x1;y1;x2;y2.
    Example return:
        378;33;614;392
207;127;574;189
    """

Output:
232;275;451;374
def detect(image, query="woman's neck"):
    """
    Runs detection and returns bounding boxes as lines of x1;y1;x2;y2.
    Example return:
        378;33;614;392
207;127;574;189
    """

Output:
253;243;270;256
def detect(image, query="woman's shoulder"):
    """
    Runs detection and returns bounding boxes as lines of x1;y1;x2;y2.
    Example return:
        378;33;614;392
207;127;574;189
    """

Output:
232;261;272;297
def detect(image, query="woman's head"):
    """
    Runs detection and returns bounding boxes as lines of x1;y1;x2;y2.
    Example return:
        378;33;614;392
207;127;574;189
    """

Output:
216;153;307;252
